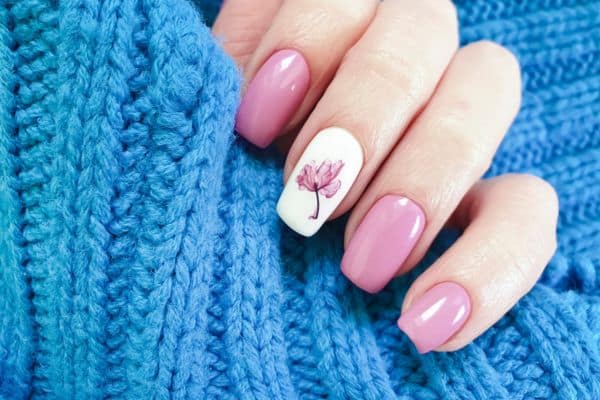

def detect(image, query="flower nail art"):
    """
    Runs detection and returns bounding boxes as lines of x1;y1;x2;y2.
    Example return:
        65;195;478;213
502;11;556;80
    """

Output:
296;160;344;219
277;127;363;237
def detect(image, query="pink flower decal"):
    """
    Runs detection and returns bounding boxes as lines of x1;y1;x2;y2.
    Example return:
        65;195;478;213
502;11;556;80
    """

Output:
296;160;345;220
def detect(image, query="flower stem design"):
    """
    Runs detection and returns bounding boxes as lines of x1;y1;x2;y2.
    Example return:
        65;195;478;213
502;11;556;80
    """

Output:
296;160;344;220
311;185;320;220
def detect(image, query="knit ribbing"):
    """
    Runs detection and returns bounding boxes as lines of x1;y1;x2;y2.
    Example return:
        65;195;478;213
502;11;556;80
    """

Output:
0;4;34;399
110;0;239;398
103;0;151;395
10;0;66;396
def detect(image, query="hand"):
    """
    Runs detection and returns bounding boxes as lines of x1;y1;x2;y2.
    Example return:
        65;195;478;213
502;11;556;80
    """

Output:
213;0;558;354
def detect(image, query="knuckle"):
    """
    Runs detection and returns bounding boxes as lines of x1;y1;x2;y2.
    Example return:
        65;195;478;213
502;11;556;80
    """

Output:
511;247;543;283
325;0;376;27
223;36;259;64
413;0;459;49
445;128;492;177
457;41;522;114
419;0;458;32
468;41;518;64
494;221;551;283
345;47;425;106
464;41;521;81
419;105;494;180
383;0;458;48
464;142;492;177
514;174;559;216
504;174;560;258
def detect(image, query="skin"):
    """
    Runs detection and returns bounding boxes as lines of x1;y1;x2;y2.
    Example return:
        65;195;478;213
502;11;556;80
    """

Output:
213;0;559;352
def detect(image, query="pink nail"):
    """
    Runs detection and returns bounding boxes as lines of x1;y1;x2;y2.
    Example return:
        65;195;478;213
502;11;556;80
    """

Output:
235;49;310;148
397;282;471;354
341;195;425;293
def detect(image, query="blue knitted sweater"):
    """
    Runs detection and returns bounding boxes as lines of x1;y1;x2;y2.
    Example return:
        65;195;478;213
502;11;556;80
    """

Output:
0;0;598;398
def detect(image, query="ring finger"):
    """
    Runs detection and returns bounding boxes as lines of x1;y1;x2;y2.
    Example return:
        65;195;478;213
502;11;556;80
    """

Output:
342;41;522;293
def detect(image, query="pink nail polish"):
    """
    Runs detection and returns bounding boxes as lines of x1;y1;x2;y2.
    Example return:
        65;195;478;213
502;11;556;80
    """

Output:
341;195;425;293
235;49;310;148
397;282;471;354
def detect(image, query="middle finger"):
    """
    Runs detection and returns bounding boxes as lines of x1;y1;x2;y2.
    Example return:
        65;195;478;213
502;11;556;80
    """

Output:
277;0;459;237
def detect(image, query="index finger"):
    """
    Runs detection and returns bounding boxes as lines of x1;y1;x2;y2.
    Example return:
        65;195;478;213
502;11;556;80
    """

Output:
212;0;283;68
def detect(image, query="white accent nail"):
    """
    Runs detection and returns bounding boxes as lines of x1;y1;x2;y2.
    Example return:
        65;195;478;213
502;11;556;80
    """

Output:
277;127;364;237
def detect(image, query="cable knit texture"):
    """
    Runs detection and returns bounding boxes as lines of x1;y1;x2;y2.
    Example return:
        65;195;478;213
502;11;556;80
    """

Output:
0;0;598;398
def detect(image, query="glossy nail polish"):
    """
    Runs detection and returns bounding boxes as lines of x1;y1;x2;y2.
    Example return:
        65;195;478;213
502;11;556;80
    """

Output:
397;282;471;354
277;127;363;237
235;49;310;148
341;195;425;293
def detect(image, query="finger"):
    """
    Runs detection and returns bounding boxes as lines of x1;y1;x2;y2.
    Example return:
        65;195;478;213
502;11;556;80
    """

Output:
396;174;559;354
234;0;378;148
341;41;521;292
277;0;459;237
212;0;283;68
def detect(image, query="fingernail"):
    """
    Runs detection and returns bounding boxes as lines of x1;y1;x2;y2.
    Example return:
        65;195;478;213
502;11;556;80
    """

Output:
397;282;471;354
277;127;363;237
235;49;310;148
341;195;425;293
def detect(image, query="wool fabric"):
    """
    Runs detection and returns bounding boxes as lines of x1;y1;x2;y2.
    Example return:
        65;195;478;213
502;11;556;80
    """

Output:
0;0;599;398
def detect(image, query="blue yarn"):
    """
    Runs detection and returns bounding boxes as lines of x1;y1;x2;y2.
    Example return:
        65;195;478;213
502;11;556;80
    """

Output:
0;0;598;398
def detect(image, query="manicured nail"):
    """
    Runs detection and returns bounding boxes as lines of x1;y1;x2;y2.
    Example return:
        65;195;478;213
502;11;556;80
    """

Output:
397;282;471;354
341;195;425;293
277;127;363;237
235;49;310;148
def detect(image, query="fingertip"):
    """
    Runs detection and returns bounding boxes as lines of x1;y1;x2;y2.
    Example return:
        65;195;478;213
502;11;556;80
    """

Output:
397;282;471;354
341;195;426;293
235;49;311;148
